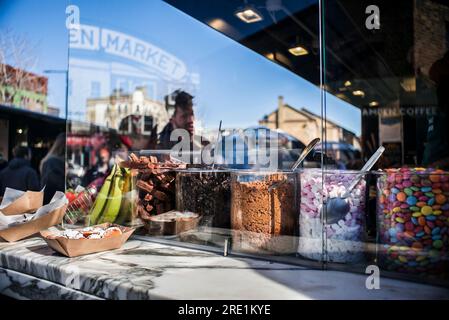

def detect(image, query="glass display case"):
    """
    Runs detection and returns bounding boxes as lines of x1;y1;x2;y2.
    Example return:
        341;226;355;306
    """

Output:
62;0;449;287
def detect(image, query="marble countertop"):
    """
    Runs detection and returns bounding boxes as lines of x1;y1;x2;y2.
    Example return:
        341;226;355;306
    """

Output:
0;237;448;300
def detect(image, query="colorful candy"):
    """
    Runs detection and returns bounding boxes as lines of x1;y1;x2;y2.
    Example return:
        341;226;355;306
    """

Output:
436;194;446;205
418;216;426;226
377;168;449;274
396;192;407;202
406;196;417;205
421;206;433;215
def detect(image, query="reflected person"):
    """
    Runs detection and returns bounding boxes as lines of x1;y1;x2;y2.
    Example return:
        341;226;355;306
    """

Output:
424;51;449;169
81;146;112;187
158;90;209;152
0;145;40;196
40;133;66;204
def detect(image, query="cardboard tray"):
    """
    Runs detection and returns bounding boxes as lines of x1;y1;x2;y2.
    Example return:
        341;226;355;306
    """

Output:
0;204;67;242
1;190;44;215
40;223;135;257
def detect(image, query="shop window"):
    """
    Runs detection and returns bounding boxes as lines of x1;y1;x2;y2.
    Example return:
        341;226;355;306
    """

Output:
143;115;153;133
90;81;101;98
61;0;449;288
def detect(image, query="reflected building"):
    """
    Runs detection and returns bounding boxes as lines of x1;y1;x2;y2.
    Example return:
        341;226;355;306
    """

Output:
259;96;360;149
0;63;48;114
86;86;169;134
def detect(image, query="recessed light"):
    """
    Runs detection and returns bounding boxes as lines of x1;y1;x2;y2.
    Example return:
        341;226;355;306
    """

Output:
265;52;275;60
288;45;309;56
400;77;416;92
352;90;365;97
235;6;263;23
209;18;226;30
369;101;379;107
344;80;352;87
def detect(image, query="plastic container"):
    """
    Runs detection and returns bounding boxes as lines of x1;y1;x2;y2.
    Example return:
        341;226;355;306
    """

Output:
176;169;232;228
376;168;449;275
64;186;97;225
122;151;187;231
298;169;367;263
230;171;297;254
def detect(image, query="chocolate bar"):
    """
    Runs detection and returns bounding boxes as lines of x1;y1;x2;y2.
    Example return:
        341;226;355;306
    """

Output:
136;180;153;193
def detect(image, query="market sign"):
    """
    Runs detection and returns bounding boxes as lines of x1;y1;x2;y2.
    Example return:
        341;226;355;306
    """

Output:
69;24;187;81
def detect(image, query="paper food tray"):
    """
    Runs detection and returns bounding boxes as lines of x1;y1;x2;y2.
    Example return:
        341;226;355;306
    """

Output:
0;204;67;242
0;189;44;215
40;223;135;257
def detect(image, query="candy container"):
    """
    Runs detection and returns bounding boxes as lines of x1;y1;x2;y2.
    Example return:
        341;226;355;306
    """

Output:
298;169;367;263
176;169;231;228
121;153;186;231
376;168;449;275
231;171;297;254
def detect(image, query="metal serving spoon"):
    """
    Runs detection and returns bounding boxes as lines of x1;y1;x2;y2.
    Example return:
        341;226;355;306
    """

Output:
267;138;320;208
291;138;321;170
322;145;385;224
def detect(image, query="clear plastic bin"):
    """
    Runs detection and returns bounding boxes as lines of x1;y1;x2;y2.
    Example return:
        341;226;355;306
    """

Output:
376;168;449;275
118;151;187;231
230;171;297;255
298;169;367;263
176;169;231;228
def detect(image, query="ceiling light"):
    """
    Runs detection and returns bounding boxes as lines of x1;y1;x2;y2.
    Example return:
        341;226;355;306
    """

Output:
265;52;275;60
288;45;309;56
400;77;416;92
344;80;352;87
369;101;379;107
235;6;263;23
288;35;309;56
209;18;226;30
352;90;365;97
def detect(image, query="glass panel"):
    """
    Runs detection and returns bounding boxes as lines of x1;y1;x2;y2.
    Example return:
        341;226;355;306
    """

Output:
323;0;449;285
66;0;324;265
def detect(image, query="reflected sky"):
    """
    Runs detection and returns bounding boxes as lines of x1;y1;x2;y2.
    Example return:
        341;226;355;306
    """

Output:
0;0;361;136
